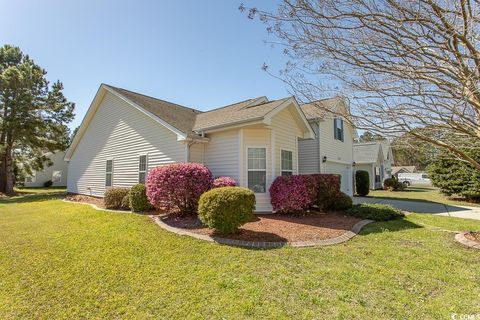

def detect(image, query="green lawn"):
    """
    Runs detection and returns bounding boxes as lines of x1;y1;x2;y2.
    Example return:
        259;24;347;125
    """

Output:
1;193;480;319
14;186;67;194
369;186;480;207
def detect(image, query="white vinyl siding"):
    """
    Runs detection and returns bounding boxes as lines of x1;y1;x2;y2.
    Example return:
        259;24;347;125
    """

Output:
203;129;239;181
67;91;185;197
298;121;320;174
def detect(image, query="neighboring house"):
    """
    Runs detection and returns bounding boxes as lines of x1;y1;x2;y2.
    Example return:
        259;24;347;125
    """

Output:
24;151;68;187
353;142;386;189
297;97;356;196
379;140;395;179
65;84;315;212
392;165;416;178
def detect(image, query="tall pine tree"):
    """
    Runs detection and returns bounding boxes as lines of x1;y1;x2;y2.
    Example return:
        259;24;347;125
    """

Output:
0;44;74;194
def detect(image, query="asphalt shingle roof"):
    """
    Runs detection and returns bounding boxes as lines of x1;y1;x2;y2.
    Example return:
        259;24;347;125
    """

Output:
192;97;290;131
105;85;202;134
300;97;345;120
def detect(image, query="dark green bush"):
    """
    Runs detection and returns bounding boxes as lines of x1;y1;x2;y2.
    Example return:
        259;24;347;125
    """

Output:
198;187;255;234
383;177;405;191
346;203;404;221
104;188;130;210
129;184;153;212
327;192;353;210
355;170;370;196
44;180;53;187
428;146;480;201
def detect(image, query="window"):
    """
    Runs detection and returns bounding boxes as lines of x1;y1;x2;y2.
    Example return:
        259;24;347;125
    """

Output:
375;167;381;183
105;159;113;187
334;118;344;142
52;171;62;183
281;150;293;176
247;147;267;193
139;155;147;183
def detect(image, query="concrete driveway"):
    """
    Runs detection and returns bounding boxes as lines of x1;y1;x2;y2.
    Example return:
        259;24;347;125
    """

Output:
353;197;480;221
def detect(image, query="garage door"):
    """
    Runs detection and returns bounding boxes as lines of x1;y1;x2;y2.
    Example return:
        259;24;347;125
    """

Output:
325;162;352;196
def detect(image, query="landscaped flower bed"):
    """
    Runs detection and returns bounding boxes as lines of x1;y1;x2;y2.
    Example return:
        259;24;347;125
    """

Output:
161;211;362;243
465;231;480;243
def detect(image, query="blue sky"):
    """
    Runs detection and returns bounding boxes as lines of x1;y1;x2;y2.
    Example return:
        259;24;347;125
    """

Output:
1;0;289;130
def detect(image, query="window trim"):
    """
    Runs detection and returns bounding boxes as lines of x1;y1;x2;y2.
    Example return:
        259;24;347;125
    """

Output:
138;154;148;184
105;158;114;187
280;148;294;176
334;117;344;142
246;146;268;194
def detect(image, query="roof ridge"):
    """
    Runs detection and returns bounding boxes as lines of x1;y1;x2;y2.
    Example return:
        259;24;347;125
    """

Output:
301;96;344;106
103;84;203;113
201;97;263;114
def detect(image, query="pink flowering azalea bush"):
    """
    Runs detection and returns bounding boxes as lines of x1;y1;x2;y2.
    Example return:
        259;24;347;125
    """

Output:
212;176;237;188
269;174;342;214
146;163;213;215
269;175;313;214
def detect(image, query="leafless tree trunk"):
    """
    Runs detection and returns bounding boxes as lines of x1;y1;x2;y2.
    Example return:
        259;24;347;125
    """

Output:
242;0;480;170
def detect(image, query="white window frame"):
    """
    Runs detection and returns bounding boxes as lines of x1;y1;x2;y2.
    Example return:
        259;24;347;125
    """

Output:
334;117;344;142
105;159;114;187
246;146;268;194
280;148;293;176
52;170;62;183
138;154;148;184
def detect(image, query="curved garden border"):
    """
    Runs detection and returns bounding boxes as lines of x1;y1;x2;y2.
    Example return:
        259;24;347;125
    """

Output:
455;232;480;250
150;215;374;248
62;198;374;248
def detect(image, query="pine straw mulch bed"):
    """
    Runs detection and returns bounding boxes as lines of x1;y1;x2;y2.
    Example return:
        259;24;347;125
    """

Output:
465;231;480;243
65;194;107;208
161;212;362;243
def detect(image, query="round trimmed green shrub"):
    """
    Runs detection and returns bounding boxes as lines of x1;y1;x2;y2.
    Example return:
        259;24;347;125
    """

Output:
355;170;370;196
198;187;255;234
104;187;130;209
327;192;353;210
129;183;153;212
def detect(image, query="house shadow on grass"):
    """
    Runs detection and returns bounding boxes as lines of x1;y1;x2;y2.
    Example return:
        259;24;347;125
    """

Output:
0;192;66;205
358;218;423;236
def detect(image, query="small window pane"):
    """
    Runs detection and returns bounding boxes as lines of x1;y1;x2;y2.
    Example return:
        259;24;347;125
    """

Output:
106;160;113;173
248;171;266;193
281;150;293;172
52;171;62;183
139;172;146;184
281;171;293;176
139;155;147;171
106;173;112;187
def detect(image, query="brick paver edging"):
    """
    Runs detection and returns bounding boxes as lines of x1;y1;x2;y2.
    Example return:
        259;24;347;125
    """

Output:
150;215;374;249
455;232;480;250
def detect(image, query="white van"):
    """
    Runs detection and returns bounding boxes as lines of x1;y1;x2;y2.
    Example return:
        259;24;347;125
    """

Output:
398;172;432;186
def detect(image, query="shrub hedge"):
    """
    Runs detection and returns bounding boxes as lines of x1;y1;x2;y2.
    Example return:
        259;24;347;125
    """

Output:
383;177;405;191
212;176;237;188
104;187;130;210
269;174;341;214
328;191;353;210
355;170;370;196
44;180;53;187
198;187;255;234
146;163;213;214
346;203;404;221
129;183;152;212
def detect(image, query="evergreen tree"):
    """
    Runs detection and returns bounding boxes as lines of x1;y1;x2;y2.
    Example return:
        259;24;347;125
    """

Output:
0;44;74;194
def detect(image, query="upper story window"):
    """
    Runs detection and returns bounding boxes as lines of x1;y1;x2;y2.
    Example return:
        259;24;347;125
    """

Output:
247;147;267;193
105;159;113;187
139;155;147;184
334;118;344;142
281;150;293;176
